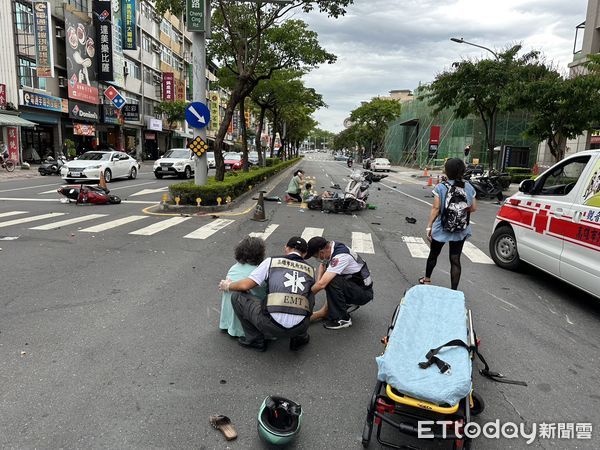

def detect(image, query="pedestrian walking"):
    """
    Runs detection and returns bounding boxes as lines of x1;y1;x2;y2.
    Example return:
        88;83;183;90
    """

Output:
218;237;315;352
285;169;304;202
420;158;477;290
219;237;267;337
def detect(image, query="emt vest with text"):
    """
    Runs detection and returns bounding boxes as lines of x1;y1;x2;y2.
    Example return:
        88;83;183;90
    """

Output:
331;242;373;287
266;254;315;317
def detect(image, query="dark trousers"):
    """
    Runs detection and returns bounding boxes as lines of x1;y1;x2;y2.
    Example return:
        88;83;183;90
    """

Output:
231;293;309;344
425;238;466;290
287;192;302;202
325;276;373;321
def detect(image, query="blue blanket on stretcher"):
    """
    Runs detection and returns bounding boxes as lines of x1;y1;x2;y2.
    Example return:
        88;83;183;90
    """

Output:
376;285;472;406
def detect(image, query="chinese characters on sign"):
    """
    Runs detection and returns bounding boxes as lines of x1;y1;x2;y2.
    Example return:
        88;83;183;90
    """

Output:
21;90;67;113
163;73;175;101
176;79;186;101
122;0;136;50
33;1;55;77
7;127;20;164
186;0;205;32
94;0;114;81
122;104;140;121
0;84;6;109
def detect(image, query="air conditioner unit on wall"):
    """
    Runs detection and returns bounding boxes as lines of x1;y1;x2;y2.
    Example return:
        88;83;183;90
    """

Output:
55;28;65;39
152;44;160;53
124;66;130;75
58;76;67;88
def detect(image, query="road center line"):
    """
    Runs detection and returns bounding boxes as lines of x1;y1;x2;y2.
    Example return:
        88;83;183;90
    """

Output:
0;183;59;193
380;182;433;206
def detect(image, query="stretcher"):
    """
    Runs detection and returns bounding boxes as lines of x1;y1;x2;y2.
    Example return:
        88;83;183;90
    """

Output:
362;285;484;449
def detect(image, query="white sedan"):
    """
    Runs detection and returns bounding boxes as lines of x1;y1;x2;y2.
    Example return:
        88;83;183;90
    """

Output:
371;158;391;172
61;150;140;183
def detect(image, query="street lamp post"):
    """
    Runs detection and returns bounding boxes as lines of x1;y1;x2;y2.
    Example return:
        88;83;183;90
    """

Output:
450;37;499;170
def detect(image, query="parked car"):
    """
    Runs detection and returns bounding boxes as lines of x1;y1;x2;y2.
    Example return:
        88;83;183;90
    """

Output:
206;151;215;169
489;149;600;299
371;158;391;172
153;148;194;179
334;154;349;161
61;150;140;183
362;158;372;169
248;151;259;166
223;152;243;171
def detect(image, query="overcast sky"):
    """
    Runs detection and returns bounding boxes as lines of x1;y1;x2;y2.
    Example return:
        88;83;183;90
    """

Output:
299;0;588;132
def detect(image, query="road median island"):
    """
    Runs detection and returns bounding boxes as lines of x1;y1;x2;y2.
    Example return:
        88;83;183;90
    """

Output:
148;157;302;215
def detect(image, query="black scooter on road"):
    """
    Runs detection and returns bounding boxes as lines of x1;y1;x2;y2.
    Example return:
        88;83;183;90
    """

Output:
466;173;505;201
38;156;67;176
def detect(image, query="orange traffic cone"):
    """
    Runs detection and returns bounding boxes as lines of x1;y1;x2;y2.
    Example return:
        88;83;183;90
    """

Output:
435;175;440;185
423;167;429;177
99;169;107;191
427;176;433;187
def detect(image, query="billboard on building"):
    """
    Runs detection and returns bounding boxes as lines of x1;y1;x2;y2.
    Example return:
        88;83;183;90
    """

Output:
20;90;67;113
176;79;186;101
122;0;136;50
163;73;175;101
112;0;125;87
122;104;140;121
93;0;114;81
69;100;100;122
33;1;55;78
7;127;20;164
209;92;220;133
0;84;6;109
65;5;99;104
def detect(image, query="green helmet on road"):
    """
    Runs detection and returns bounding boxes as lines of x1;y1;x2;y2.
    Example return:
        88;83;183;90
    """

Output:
257;396;302;446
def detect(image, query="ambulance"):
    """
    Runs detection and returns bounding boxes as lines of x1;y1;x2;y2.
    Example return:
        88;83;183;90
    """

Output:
489;150;600;299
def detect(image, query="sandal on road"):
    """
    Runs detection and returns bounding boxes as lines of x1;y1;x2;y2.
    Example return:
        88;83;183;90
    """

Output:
418;277;431;285
210;415;238;441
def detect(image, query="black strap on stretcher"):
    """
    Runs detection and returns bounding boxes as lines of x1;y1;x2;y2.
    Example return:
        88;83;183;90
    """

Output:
418;339;528;387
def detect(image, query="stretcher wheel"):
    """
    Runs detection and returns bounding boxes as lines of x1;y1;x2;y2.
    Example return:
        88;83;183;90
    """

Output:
470;391;485;416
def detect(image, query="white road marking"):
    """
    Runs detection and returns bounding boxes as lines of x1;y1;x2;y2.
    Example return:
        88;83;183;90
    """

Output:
39;189;60;194
301;227;324;241
0;212;66;229
0;197;63;202
565;314;574;325
30;214;108;230
129;187;169;197
352;232;375;254
380;182;433;206
129;216;191;236
109;181;157;191
183;219;234;240
0;183;58;193
79;215;148;232
486;291;521;311
249;224;279;240
0;211;28;218
0;236;19;240
462;241;494;264
402;236;430;258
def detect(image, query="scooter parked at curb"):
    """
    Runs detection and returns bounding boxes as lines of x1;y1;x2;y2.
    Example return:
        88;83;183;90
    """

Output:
466;173;505;201
38;155;67;176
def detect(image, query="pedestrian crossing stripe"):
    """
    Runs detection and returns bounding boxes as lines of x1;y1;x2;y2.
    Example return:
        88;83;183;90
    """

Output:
129;216;191;236
30;214;108;230
301;227;323;241
462;241;494;264
249;224;279;240
0;211;28;218
402;236;430;258
351;232;375;254
183;218;234;240
0;212;65;229
79;215;148;233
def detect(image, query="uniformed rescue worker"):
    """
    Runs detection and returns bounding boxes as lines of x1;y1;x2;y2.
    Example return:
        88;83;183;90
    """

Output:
305;237;373;330
218;237;315;352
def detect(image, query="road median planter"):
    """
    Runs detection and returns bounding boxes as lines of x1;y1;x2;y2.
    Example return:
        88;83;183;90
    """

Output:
163;158;300;211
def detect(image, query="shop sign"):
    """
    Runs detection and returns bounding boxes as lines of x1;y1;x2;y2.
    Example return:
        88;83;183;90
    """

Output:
6;127;20;163
163;72;175;101
209;92;220;132
122;104;139;121
20;90;65;113
111;0;125;87
74;123;96;136
65;6;99;104
176;79;186;101
33;1;55;78
122;0;136;50
0;84;6;109
144;132;156;140
69;100;100;122
103;104;124;124
186;0;204;32
93;0;114;81
146;117;163;131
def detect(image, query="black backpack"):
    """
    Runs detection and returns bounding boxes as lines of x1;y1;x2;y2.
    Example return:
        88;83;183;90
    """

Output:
441;181;470;232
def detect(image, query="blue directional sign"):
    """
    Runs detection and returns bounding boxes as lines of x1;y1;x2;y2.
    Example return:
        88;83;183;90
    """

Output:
185;102;211;129
111;94;127;109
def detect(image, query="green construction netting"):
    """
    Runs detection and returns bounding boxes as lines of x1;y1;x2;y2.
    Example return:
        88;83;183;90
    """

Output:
384;97;539;169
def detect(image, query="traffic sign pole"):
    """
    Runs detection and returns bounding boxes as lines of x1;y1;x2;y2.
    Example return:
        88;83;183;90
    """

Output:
192;2;208;186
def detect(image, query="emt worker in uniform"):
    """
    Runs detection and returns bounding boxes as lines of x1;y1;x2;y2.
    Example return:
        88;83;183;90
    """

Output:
306;237;373;330
218;237;315;352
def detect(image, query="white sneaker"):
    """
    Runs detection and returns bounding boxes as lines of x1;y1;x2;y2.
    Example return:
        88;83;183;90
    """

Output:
323;318;352;330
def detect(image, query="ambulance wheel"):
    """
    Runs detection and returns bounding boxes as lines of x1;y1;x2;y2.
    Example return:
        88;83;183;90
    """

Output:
489;226;520;270
470;391;485;416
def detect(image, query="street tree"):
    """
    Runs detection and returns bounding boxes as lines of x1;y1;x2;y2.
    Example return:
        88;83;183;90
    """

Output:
154;100;188;152
349;97;402;158
308;127;335;152
425;45;545;170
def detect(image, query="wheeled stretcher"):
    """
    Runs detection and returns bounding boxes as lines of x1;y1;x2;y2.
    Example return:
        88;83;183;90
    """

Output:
362;285;485;449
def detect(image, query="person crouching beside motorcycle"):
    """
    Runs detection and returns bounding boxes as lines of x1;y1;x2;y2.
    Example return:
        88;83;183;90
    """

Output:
285;170;304;202
305;237;373;330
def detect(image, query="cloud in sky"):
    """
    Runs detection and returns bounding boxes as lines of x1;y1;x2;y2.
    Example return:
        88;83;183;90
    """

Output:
299;0;588;132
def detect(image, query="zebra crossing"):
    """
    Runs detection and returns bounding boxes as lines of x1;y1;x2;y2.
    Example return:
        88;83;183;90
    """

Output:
0;210;494;263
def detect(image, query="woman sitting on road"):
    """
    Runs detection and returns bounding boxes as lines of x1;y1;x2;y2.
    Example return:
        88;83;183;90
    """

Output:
219;237;267;337
420;158;477;290
285;169;304;202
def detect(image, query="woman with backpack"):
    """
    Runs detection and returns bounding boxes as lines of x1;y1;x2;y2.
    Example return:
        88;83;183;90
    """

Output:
419;158;477;290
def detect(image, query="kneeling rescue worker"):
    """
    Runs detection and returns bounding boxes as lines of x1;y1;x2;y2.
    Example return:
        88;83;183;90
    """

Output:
306;236;373;329
219;237;315;352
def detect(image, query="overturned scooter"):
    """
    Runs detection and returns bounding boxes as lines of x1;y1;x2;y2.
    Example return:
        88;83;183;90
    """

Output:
307;170;371;213
57;170;121;205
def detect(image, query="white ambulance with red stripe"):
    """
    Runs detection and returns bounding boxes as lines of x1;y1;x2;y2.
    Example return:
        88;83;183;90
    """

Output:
489;150;600;299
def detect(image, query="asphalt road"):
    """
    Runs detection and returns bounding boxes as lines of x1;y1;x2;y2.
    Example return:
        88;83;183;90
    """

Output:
0;157;599;449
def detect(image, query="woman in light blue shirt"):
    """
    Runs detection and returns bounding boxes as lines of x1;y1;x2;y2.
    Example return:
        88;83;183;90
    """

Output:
220;237;267;336
420;158;477;290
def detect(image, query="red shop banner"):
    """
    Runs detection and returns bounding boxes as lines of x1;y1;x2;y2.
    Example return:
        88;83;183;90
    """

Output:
73;123;96;136
0;83;6;108
7;127;20;163
162;72;174;101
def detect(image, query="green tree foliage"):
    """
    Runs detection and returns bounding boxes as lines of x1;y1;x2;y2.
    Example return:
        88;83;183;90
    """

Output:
349;97;402;158
155;100;188;151
425;45;546;170
308;128;335;151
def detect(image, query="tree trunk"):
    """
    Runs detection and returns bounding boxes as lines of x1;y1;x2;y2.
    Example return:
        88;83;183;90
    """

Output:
255;106;266;167
269;114;277;158
487;109;498;171
239;96;249;172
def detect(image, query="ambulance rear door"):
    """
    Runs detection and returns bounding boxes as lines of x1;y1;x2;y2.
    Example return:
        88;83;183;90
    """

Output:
560;153;600;298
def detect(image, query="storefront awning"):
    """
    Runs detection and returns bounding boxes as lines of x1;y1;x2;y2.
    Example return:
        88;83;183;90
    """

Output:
173;130;194;139
0;113;37;127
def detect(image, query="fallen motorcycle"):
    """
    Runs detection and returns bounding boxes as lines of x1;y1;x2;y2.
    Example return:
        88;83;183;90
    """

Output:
57;184;121;205
307;170;372;213
465;174;504;201
38;155;67;176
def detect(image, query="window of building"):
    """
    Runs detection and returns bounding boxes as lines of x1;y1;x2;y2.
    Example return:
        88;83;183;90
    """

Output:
144;68;161;85
161;46;173;67
160;19;172;37
142;33;152;53
18;58;46;90
15;2;33;34
124;58;141;80
67;0;88;12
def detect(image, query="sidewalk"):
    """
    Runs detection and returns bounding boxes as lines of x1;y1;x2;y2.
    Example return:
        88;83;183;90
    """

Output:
0;166;41;182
